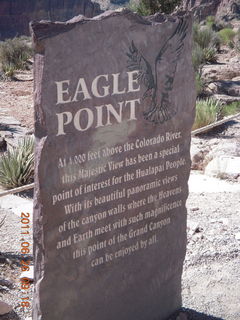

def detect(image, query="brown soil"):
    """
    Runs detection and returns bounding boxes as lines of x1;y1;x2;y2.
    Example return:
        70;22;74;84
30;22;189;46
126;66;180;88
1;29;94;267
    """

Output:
0;71;34;131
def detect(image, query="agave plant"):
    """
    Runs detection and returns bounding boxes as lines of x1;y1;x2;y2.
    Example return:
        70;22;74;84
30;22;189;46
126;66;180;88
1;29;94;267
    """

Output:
0;136;34;189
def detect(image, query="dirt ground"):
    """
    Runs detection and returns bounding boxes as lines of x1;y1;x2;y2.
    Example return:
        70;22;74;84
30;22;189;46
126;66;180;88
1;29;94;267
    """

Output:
0;71;34;131
184;190;240;320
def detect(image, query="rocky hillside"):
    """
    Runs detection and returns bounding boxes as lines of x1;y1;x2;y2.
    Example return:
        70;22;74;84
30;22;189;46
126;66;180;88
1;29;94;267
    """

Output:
1;0;239;40
181;0;240;21
0;0;102;40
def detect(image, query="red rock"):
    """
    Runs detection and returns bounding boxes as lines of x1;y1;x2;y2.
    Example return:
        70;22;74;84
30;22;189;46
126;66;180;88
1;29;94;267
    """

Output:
181;0;239;20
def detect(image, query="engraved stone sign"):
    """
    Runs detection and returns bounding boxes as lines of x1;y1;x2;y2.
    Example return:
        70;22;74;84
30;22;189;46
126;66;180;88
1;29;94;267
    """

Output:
32;10;195;320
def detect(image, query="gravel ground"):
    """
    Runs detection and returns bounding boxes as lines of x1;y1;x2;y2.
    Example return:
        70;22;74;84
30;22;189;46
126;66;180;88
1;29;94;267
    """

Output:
183;191;240;320
0;181;240;320
0;207;33;320
0;71;33;131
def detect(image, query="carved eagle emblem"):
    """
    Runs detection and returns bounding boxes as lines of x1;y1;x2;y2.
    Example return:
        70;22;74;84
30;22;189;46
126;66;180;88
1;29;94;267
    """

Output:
126;19;189;124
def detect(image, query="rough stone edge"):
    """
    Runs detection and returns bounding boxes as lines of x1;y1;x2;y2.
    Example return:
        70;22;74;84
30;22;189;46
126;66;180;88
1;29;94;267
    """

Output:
30;9;192;53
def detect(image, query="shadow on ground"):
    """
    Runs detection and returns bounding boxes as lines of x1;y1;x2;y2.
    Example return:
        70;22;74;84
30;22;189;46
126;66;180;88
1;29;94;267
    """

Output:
199;120;239;139
169;308;224;320
0;311;21;320
0;124;19;134
0;252;33;266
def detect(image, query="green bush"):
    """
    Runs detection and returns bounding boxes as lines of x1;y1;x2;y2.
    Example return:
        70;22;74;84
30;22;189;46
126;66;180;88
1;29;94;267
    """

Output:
193;24;217;49
195;72;205;97
129;0;181;15
221;102;240;117
203;47;217;63
0;37;32;78
205;16;215;29
192;43;217;72
0;137;34;189
211;33;221;52
192;44;205;71
218;28;236;46
192;98;220;130
192;23;219;96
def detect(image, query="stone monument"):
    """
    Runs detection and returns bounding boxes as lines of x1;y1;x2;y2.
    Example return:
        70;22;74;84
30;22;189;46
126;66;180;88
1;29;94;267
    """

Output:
32;9;195;320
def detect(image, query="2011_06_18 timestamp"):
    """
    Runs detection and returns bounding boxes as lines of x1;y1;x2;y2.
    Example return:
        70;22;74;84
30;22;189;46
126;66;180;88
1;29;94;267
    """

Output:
20;212;31;309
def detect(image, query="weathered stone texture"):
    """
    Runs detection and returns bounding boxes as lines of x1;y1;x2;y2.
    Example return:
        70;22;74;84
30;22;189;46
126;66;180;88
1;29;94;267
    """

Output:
32;10;195;320
181;0;240;20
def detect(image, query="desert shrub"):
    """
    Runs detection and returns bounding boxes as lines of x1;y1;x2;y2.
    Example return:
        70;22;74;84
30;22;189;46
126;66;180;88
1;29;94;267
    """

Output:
128;0;153;15
193;24;216;49
129;0;181;15
1;63;16;78
205;16;215;29
157;0;181;14
221;102;240;117
193;24;219;63
0;37;32;78
192;98;220;130
192;44;205;71
195;72;206;97
203;47;217;63
218;28;236;46
211;33;221;52
0;136;34;189
192;24;219;98
192;43;217;72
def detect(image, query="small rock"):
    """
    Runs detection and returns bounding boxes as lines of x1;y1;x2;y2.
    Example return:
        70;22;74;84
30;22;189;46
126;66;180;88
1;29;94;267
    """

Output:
0;300;12;315
213;94;240;104
232;76;240;81
0;137;7;152
20;265;34;282
191;207;199;212
219;218;229;225
208;141;240;159
206;80;240;96
202;64;240;82
235;232;240;240
0;255;6;264
205;156;240;180
188;221;202;235
0;279;14;288
190;144;210;170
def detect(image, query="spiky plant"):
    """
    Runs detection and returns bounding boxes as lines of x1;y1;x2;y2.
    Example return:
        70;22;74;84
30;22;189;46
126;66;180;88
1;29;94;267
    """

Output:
192;98;220;130
0;137;34;189
203;47;217;63
218;28;236;46
193;24;217;49
0;37;33;77
221;102;240;117
195;72;205;97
